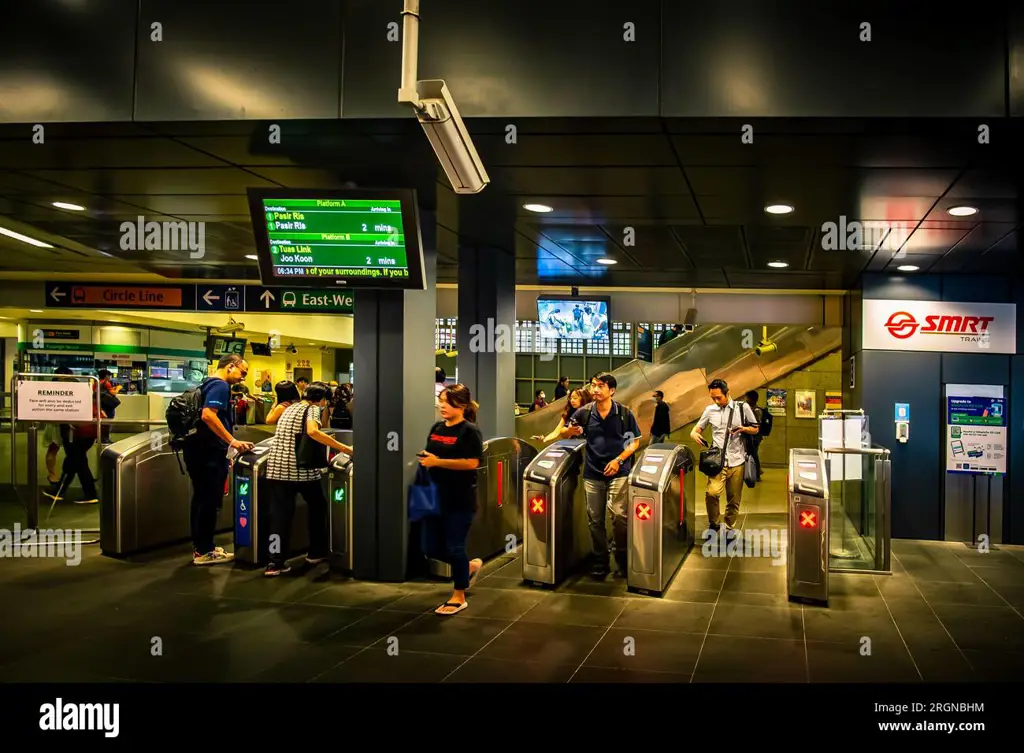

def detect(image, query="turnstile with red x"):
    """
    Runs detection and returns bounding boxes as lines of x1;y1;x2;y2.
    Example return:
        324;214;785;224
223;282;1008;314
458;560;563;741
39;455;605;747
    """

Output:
625;442;695;596
787;448;830;606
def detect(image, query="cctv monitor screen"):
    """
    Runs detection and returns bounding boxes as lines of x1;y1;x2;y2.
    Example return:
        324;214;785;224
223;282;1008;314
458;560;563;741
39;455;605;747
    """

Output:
206;336;247;360
246;188;426;290
537;296;610;340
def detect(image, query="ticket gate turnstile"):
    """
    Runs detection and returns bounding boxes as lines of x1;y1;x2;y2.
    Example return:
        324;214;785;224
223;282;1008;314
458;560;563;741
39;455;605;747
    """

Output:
327;450;354;572
626;443;696;596
521;439;590;586
787;448;830;606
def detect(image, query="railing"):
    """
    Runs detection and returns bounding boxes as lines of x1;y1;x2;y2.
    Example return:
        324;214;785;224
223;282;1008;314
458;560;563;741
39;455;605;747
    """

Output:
819;445;891;574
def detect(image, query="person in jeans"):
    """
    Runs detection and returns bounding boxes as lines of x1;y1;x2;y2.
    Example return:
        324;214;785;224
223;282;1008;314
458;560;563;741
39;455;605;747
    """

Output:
184;354;253;565
650;389;671;444
264;381;353;577
691;378;758;533
418;383;485;616
561;372;641;578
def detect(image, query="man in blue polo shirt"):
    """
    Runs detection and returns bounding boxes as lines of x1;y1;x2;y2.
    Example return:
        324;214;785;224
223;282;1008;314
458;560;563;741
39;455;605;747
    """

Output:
561;372;641;578
183;353;253;565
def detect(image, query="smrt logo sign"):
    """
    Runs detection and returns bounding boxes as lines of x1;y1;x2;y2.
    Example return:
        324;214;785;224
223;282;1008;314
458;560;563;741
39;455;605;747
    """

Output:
883;311;994;340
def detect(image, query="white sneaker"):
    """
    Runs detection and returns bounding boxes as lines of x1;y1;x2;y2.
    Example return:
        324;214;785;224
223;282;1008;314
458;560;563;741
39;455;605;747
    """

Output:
193;549;234;565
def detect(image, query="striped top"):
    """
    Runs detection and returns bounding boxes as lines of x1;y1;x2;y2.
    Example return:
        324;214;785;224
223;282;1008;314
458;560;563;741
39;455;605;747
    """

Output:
265;402;323;482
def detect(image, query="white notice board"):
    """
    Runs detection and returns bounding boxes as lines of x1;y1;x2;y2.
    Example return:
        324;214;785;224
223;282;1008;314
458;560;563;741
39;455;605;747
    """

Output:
820;415;864;481
17;380;94;422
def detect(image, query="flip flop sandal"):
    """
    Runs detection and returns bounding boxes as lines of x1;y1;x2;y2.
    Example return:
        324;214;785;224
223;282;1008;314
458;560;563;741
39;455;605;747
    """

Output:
436;601;468;616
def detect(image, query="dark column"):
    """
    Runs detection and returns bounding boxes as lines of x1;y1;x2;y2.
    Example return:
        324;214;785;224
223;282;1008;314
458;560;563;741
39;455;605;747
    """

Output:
455;195;517;440
352;213;437;582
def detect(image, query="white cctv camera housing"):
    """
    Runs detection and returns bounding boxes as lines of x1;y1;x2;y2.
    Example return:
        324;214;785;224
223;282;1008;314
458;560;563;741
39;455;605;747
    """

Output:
755;340;778;356
414;79;489;194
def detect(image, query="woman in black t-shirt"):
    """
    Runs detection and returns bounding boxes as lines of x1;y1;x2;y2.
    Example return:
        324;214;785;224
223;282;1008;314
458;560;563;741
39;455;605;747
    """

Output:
418;383;485;616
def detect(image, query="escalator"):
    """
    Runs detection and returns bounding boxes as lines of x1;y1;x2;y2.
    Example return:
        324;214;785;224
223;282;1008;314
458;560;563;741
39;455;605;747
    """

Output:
515;324;843;444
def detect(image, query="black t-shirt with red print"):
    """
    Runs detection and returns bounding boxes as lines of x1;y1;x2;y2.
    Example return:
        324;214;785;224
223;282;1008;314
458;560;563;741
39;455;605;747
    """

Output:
423;419;485;512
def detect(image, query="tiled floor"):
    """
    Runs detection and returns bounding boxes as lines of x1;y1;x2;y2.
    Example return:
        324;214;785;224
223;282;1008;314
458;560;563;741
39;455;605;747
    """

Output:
3;495;1023;683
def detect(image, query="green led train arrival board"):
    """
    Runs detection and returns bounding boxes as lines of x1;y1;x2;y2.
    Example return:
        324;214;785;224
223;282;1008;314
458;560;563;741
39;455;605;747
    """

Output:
247;188;425;290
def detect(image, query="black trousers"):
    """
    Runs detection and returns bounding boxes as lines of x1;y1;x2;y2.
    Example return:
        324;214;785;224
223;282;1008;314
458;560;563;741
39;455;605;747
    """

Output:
58;436;97;500
267;478;330;566
183;446;229;555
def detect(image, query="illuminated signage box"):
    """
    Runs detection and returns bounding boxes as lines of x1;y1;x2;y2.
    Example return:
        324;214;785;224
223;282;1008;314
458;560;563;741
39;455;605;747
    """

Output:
246;188;426;290
862;299;1016;354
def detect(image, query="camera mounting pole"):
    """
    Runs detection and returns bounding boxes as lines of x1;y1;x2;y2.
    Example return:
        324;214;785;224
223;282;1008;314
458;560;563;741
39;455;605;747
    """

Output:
398;0;423;110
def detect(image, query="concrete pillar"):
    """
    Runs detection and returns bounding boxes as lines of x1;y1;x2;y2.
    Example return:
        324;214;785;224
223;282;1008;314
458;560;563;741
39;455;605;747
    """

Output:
351;212;437;582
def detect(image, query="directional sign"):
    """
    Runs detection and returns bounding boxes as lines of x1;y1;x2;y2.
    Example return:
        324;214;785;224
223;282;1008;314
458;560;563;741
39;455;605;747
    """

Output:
47;282;197;310
248;287;354;313
197;285;245;312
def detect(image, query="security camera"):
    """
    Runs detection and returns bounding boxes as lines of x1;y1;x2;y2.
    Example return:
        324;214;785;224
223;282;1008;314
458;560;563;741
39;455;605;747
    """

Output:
755;341;777;357
413;80;489;194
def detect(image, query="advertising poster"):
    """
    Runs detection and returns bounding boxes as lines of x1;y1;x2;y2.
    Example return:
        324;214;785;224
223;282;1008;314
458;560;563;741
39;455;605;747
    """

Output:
766;388;787;416
825;391;842;410
795;389;816;418
636;325;653;362
946;385;1006;474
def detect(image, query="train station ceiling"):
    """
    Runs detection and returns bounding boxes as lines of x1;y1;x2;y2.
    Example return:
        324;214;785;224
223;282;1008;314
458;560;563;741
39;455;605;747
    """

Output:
0;117;1020;291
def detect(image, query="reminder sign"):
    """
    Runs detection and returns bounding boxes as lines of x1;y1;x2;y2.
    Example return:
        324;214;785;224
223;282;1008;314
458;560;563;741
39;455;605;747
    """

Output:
946;385;1006;474
17;381;94;422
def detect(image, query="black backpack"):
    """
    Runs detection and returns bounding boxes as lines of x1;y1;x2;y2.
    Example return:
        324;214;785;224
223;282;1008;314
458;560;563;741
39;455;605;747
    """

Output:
165;379;210;470
759;406;773;437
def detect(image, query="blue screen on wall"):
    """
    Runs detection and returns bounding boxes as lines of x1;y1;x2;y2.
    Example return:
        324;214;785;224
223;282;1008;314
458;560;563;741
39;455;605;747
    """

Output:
537;297;610;340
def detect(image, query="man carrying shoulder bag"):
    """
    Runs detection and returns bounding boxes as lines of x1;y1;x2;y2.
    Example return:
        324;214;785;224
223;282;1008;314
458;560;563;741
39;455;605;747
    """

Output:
691;378;759;534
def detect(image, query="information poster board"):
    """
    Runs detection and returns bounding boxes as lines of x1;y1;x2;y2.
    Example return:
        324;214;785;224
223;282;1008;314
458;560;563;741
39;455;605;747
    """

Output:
17;380;94;422
766;388;787;416
821;415;864;481
946;384;1006;474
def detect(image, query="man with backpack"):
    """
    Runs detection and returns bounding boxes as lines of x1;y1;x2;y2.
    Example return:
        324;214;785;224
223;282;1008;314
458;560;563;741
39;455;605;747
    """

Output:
561;372;641;578
691;378;758;534
167;353;253;565
745;390;771;481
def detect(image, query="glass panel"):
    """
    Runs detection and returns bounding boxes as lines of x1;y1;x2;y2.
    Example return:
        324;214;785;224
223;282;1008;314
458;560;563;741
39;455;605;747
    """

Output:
827;449;888;572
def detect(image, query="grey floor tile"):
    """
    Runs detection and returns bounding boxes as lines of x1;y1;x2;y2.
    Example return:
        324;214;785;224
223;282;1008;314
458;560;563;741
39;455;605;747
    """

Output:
387;613;512;656
478;621;606;666
584;627;704;674
613;599;715;634
313;648;466;683
443;657;577;683
692;635;807;683
805;639;920;682
708;603;803;641
571;666;691;683
930;604;1024;652
518;593;628;627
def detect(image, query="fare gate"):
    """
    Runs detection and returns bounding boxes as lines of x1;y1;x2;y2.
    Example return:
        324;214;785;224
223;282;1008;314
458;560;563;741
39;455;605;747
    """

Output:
787;448;830;606
626;443;696;596
520;439;590;586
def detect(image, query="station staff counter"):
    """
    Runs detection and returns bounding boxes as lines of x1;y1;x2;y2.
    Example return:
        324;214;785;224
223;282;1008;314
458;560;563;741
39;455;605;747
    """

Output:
426;437;538;579
520;439;591;586
625;442;696;596
99;429;232;557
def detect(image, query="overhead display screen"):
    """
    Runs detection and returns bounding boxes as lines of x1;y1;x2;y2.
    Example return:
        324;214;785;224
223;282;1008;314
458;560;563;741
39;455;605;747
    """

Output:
246;188;425;290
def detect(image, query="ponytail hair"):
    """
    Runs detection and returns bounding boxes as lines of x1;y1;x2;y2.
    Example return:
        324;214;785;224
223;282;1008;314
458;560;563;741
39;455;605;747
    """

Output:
439;383;478;423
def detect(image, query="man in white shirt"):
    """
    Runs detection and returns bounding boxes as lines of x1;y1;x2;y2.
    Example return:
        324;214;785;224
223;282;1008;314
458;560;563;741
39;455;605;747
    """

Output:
691;378;758;532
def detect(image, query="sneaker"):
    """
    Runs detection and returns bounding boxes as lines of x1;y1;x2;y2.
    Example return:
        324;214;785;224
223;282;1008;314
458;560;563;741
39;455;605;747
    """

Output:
192;549;234;566
589;560;610;578
305;555;330;565
75;498;98;505
264;562;291;577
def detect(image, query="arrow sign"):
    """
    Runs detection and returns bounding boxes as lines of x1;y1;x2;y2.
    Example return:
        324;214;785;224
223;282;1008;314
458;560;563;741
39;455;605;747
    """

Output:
197;285;244;311
260;290;275;308
202;290;219;305
49;286;66;303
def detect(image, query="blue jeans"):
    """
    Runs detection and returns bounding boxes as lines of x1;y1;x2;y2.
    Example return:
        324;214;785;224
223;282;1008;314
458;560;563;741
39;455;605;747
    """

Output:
424;509;476;590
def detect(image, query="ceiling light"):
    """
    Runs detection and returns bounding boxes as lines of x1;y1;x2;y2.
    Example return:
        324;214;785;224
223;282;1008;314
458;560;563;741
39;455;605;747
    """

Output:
523;203;553;213
897;265;919;272
596;258;617;265
767;261;789;268
947;206;977;216
245;254;258;260
764;204;794;215
52;202;85;211
29;309;43;313
0;226;53;248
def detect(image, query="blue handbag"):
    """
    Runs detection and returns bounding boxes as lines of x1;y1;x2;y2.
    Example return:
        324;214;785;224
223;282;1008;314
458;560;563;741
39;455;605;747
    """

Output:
408;465;440;522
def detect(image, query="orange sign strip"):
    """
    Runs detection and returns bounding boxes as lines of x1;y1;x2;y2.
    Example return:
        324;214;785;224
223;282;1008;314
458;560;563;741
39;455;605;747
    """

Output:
71;286;183;307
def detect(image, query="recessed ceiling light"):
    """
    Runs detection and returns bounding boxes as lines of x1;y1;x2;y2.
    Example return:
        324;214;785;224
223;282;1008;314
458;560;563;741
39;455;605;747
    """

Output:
767;261;789;268
897;265;919;272
52;201;85;211
245;254;258;260
596;258;617;265
0;226;53;248
523;203;553;213
947;206;977;216
764;204;794;215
